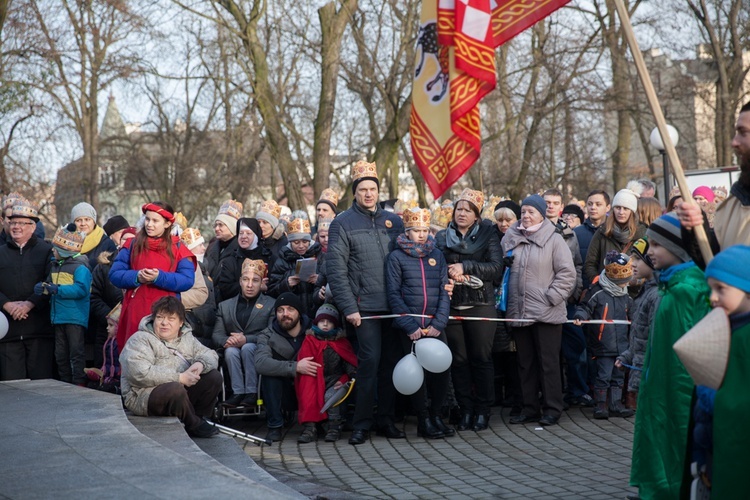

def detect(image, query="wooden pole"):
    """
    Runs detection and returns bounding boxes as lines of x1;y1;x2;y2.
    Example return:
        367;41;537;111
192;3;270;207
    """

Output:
612;0;713;264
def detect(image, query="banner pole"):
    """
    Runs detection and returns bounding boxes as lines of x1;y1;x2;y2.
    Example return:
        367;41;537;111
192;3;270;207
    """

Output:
612;0;713;264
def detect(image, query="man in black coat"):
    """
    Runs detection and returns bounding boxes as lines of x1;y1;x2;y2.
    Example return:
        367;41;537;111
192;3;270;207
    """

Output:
326;161;405;445
0;198;54;380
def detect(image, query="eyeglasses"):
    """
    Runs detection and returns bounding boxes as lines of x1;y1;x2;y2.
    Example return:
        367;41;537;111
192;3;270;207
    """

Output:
9;221;35;227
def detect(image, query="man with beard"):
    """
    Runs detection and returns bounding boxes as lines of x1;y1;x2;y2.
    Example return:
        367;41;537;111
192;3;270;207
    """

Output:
678;102;750;255
254;292;317;442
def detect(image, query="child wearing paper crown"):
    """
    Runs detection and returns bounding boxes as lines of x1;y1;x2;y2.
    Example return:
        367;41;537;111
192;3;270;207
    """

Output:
267;216;322;318
385;207;453;439
615;238;661;410
295;303;357;443
683;245;750;498
573;250;634;419
34;224;92;386
628;212;711;500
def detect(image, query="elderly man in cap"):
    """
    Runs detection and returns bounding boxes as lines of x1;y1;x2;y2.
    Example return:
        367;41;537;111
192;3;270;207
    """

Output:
326;160;405;445
254;292;316;442
0;198;55;380
0;192;45;245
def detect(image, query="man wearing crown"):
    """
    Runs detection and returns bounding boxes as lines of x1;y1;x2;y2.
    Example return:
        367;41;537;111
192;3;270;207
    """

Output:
0;197;55;381
326;160;405;445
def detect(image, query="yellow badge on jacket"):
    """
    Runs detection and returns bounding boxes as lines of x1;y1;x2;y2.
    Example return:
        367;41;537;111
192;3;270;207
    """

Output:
255;303;264;309
385;220;392;228
428;258;437;266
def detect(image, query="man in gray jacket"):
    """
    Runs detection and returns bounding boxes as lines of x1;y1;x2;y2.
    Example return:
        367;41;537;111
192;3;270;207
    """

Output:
254;292;317;442
326;161;404;445
212;259;275;407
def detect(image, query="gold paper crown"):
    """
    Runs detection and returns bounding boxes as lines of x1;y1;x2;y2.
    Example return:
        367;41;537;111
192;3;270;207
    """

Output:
241;258;267;279
219;199;243;220
3;191;22;210
457;188;485;214
394;199;418;216
403;208;431;229
318;188;339;207
10;198;39;220
287;217;311;235
351;160;378;182
712;186;728;203
258;199;281;219
106;303;122;322
317;217;334;232
431;204;453;229
482;196;503;222
180;227;204;249
604;254;633;282
174;212;188;231
52;226;85;252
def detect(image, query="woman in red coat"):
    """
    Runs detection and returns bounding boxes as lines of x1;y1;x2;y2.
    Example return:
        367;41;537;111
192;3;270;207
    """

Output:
109;202;196;351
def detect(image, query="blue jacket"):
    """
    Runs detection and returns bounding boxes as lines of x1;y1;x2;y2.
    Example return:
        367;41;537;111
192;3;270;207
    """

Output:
326;202;403;315
386;237;450;335
49;254;92;327
574;280;632;357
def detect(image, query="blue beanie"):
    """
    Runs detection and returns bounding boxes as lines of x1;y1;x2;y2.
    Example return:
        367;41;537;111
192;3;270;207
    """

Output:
705;245;750;293
521;194;547;219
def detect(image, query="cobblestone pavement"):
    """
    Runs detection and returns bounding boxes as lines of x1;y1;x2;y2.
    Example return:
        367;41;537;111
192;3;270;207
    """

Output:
232;406;638;499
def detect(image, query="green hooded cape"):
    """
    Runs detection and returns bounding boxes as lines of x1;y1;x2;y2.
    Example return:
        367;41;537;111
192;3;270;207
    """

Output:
630;263;710;499
712;319;750;498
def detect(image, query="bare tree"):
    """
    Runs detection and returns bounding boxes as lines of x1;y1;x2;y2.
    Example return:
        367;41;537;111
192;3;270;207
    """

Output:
20;0;150;210
687;0;750;167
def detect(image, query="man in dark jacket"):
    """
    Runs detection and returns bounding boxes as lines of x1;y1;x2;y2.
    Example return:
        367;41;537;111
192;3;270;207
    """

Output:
0;198;54;380
326;160;405;445
574;190;611;287
254;293;316;442
1;192;45;245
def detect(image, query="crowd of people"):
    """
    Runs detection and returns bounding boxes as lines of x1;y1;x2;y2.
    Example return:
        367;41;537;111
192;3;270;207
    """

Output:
3;104;750;498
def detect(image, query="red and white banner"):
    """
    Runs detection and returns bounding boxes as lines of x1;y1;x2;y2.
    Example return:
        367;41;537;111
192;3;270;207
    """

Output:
411;0;570;199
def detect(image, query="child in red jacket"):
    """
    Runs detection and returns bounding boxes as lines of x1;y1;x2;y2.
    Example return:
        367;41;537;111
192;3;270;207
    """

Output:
295;303;357;443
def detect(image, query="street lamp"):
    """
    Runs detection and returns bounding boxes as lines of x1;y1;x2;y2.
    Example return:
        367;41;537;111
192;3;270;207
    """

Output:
649;125;679;203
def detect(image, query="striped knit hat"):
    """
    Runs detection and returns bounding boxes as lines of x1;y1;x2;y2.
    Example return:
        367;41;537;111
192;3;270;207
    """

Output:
645;212;691;263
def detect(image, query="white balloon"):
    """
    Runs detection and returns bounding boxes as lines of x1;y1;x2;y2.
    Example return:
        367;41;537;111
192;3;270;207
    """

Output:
414;337;452;373
392;353;424;395
0;313;7;340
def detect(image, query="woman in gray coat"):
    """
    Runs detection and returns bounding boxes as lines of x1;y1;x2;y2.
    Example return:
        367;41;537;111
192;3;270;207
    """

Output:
501;195;576;426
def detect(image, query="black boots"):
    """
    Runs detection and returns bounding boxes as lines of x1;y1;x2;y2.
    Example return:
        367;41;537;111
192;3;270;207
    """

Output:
432;414;455;437
472;412;490;431
418;411;445;439
456;412;473;431
593;388;609;419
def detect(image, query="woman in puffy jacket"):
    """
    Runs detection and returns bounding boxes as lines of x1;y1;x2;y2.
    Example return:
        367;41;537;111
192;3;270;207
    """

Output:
501;195;576;427
435;189;503;432
109;201;196;352
386;207;452;439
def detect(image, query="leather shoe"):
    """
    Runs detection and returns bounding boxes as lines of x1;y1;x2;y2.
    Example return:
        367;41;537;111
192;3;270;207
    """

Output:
375;422;405;439
432;415;455;437
456;412;474;431
509;414;540;424
265;427;282;442
539;414;559;426
473;413;490;431
348;429;369;445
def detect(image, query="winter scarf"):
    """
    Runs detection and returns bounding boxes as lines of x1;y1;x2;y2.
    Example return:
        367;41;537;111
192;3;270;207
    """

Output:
396;233;436;258
598;270;628;297
81;225;107;255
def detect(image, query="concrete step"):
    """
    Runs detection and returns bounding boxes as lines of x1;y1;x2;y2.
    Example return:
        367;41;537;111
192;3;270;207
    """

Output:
0;379;302;499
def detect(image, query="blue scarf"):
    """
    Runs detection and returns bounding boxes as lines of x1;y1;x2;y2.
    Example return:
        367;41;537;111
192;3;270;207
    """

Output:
658;261;696;284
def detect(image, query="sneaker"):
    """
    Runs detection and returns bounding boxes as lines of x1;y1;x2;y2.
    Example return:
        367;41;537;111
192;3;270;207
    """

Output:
187;419;219;438
565;394;595;407
297;423;318;443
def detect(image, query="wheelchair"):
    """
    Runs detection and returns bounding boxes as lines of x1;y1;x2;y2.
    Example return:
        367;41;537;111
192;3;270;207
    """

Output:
212;353;264;424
